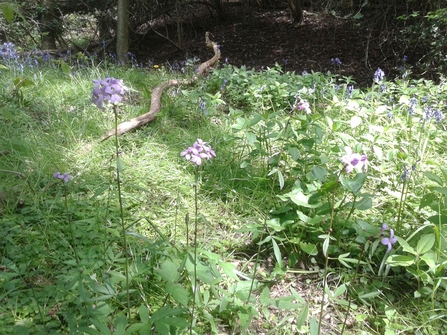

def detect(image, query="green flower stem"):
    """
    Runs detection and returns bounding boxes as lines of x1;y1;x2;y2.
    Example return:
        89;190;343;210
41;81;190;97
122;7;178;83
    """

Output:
113;105;130;319
190;167;199;334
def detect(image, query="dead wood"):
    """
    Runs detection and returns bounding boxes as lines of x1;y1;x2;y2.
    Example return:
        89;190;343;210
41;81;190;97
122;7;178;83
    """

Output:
100;32;220;141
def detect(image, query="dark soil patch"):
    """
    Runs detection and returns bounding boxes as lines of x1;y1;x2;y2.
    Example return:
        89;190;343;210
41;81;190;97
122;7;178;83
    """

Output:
132;3;408;88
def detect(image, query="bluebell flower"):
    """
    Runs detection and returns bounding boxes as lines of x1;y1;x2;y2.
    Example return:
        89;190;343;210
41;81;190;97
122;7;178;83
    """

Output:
403;55;407;62
380;84;386;93
346;84;354;98
331;57;342;66
374;68;385;82
401;164;408;181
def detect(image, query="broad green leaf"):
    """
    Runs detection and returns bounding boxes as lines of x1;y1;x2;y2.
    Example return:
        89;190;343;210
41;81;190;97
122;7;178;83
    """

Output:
114;313;127;335
217;261;238;280
156;259;179;282
259;286;271;305
300;242;318;255
354;196;372;210
288;146;300;161
280;190;320;208
139;305;150;324
60;60;71;74
397;237;417;255
419;192;437;209
334;283;347;298
421;252;437;272
340;173;367;194
416;234;435;255
386;255;415;267
246;131;257;145
3;4;14;22
248;113;262;127
424;172;443;186
309;316;319;335
311;166;327;182
166;282;189;306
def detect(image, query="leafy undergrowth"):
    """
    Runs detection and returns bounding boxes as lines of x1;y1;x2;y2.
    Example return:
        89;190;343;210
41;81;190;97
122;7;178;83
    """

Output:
1;48;447;335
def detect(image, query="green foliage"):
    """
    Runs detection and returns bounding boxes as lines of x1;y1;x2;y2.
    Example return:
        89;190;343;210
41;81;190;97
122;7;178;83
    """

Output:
2;48;447;335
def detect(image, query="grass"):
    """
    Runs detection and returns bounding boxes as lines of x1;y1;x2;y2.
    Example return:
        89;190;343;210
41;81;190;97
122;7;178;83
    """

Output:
1;51;447;335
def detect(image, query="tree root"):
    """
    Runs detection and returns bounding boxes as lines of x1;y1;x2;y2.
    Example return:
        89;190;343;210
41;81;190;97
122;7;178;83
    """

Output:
100;32;220;141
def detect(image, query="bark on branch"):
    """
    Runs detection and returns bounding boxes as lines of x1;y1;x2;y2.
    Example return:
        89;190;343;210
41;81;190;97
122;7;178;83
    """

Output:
100;32;220;141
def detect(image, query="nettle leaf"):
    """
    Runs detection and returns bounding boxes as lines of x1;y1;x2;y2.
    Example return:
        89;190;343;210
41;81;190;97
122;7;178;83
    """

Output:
156;259;180;282
416;234;435;255
165;282;189;306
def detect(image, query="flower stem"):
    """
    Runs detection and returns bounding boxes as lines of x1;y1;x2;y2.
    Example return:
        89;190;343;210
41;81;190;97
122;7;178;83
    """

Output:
114;105;130;318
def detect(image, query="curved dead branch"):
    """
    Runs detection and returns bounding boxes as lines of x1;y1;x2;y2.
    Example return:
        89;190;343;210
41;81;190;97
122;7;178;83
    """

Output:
100;32;220;141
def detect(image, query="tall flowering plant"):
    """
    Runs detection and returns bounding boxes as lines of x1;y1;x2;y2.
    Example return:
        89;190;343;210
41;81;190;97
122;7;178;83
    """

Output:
90;76;130;317
180;138;215;332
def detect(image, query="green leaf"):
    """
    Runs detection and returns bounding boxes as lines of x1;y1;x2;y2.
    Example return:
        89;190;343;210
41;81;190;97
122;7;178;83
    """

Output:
246;131;257;145
300;242;318;255
340;173;367;195
166;282;189;306
139;305;150;324
311;166;327;182
113;313;127;335
3;4;14;22
248;113;262;127
272;238;283;268
280;190;320;208
397;237;417;255
416;234;435;255
156;259;180;282
288;146;300;161
309;316;319;335
424;172;443;186
296;304;308;329
386;255;415;267
322;236;329;257
60;60;71;74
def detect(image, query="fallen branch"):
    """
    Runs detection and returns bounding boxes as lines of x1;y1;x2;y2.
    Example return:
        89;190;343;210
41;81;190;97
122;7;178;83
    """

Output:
100;32;220;141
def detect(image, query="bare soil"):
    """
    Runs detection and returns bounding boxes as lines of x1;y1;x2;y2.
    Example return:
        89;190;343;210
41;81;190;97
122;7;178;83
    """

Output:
133;3;408;88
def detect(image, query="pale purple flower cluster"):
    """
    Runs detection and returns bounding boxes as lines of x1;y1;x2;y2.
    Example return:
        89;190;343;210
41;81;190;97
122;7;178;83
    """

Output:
91;77;128;109
54;172;72;183
181;139;216;166
340;147;367;173
380;223;397;252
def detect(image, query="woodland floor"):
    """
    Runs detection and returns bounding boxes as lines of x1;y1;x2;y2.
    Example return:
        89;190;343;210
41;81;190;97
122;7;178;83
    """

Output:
132;3;416;87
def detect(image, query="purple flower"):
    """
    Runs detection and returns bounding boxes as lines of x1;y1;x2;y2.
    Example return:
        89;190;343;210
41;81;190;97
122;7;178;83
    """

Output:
91;77;128;109
340;147;367;173
181;139;216;166
374;68;385;82
54;172;72;183
331;57;342;66
380;225;397;252
295;99;311;114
